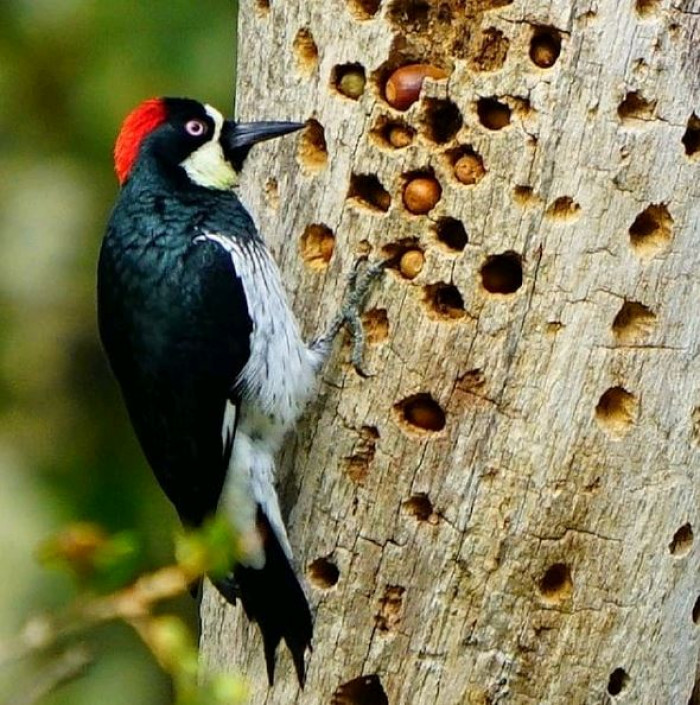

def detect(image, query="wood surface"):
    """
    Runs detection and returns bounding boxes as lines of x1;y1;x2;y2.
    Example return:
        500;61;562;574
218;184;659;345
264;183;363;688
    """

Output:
201;1;700;702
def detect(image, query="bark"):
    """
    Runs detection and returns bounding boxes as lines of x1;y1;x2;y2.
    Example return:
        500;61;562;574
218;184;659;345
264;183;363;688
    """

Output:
201;1;700;703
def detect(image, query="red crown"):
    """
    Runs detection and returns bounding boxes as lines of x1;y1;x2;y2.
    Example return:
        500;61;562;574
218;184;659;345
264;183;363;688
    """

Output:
114;98;168;185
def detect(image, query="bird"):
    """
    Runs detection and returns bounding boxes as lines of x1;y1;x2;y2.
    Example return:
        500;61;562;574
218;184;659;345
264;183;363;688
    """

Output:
97;97;381;686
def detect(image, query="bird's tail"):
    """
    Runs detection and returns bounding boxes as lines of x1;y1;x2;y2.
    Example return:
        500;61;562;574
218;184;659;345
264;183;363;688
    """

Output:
214;507;313;686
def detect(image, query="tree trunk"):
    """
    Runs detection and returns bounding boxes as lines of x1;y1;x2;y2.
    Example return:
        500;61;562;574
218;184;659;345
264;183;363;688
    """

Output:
201;1;700;703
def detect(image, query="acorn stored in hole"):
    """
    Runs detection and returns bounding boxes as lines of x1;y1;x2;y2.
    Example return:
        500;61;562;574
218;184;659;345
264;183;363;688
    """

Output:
399;250;424;279
388;125;414;148
338;70;366;99
403;177;442;214
385;64;448;111
454;154;485;185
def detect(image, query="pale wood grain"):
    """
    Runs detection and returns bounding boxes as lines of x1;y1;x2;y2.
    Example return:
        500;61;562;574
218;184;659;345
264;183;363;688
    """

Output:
201;1;700;703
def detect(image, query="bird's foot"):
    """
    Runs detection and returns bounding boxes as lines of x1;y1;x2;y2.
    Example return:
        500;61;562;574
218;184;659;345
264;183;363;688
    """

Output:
311;257;386;377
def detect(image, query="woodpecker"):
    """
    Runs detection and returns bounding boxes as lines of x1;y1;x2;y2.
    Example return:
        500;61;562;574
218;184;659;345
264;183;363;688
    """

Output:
98;97;379;685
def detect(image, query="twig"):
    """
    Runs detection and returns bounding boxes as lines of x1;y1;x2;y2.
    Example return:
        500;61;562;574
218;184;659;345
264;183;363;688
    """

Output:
6;645;92;705
0;564;192;671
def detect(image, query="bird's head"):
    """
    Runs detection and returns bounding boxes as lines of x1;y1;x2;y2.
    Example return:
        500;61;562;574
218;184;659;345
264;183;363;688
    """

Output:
113;97;304;189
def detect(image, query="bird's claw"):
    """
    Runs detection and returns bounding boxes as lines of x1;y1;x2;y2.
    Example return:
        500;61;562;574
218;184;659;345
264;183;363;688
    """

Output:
312;257;387;376
342;257;386;377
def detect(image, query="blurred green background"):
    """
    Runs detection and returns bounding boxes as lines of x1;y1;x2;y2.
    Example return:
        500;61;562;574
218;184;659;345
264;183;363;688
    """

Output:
0;1;237;702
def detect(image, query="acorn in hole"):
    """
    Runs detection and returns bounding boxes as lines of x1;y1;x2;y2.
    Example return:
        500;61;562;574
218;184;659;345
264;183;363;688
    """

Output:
388;124;414;148
403;176;441;214
454;153;485;185
385;64;448;111
399;250;424;279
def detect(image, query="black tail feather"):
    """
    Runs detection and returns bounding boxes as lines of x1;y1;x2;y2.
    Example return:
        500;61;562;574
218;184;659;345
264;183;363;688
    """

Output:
214;509;313;686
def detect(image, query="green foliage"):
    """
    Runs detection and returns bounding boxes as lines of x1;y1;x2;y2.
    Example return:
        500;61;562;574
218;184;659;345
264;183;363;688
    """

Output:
0;1;239;702
38;523;143;593
175;516;239;580
147;615;247;705
4;523;246;703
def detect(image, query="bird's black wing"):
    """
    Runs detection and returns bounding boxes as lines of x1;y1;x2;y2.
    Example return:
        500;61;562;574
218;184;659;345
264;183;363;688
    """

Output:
98;222;253;527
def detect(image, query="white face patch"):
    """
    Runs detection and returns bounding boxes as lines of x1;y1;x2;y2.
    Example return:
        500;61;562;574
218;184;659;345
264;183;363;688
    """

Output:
180;105;239;190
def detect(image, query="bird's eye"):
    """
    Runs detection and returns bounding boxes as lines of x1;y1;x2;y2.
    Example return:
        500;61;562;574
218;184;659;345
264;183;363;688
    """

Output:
185;119;207;137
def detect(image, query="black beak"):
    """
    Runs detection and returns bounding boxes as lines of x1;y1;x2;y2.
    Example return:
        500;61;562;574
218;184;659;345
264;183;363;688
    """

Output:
222;120;305;151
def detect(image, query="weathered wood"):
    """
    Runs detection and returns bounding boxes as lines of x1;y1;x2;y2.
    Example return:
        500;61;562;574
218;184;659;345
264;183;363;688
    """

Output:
201;1;700;703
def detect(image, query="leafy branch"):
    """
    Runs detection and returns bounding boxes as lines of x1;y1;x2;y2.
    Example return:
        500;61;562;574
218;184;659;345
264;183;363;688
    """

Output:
1;520;247;705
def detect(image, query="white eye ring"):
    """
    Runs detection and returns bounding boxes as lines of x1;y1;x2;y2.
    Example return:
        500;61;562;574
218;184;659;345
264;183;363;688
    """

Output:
185;119;207;137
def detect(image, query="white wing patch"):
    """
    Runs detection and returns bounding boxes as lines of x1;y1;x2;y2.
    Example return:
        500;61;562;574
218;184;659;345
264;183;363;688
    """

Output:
195;231;317;423
222;399;237;451
180;105;238;190
195;231;318;567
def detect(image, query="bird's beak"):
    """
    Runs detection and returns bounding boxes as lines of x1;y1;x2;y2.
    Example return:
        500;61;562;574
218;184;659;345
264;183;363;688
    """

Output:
222;120;305;151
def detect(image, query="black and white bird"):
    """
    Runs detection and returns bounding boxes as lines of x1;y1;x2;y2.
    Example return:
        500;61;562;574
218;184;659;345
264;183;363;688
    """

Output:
97;97;378;685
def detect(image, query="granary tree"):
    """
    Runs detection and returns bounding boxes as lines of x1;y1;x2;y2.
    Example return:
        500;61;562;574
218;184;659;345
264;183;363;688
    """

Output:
201;1;700;703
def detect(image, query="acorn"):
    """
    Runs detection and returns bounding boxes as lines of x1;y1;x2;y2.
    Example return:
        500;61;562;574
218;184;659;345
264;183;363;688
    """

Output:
403;176;441;214
399;249;424;279
385;64;448;111
454;153;485;185
530;34;561;68
387;124;414;148
338;69;366;99
373;187;392;212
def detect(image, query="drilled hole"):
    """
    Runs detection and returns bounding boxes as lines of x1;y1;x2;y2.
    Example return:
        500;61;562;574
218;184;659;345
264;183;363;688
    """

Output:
471;27;509;71
370;116;415;150
482;0;513;7
434;217;468;253
256;0;270;11
347;0;381;19
446;145;485;186
348;174;391;213
477;97;511;130
404;493;433;521
292;28;318;74
635;0;661;16
480;252;522;294
607;668;630;697
545;196;580;220
513;185;539;206
693;596;700;625
669;523;694;557
297;120;328;172
263;178;279;210
300;224;334;269
331;675;389;705
332;63;366;100
595;387;637;439
308;557;340;588
362;308;390;344
612;301;656;343
375;585;405;632
539;563;573;603
395;393;446;433
690;678;700;705
618;91;656;122
529;27;561;68
682;113;700;157
628;203;673;257
402;170;441;215
424;283;465;320
343;426;379;485
387;0;430;31
356;240;372;256
421;98;462;144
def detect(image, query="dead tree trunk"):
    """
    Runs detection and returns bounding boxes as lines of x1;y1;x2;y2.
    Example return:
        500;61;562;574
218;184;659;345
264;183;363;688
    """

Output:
201;1;700;703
